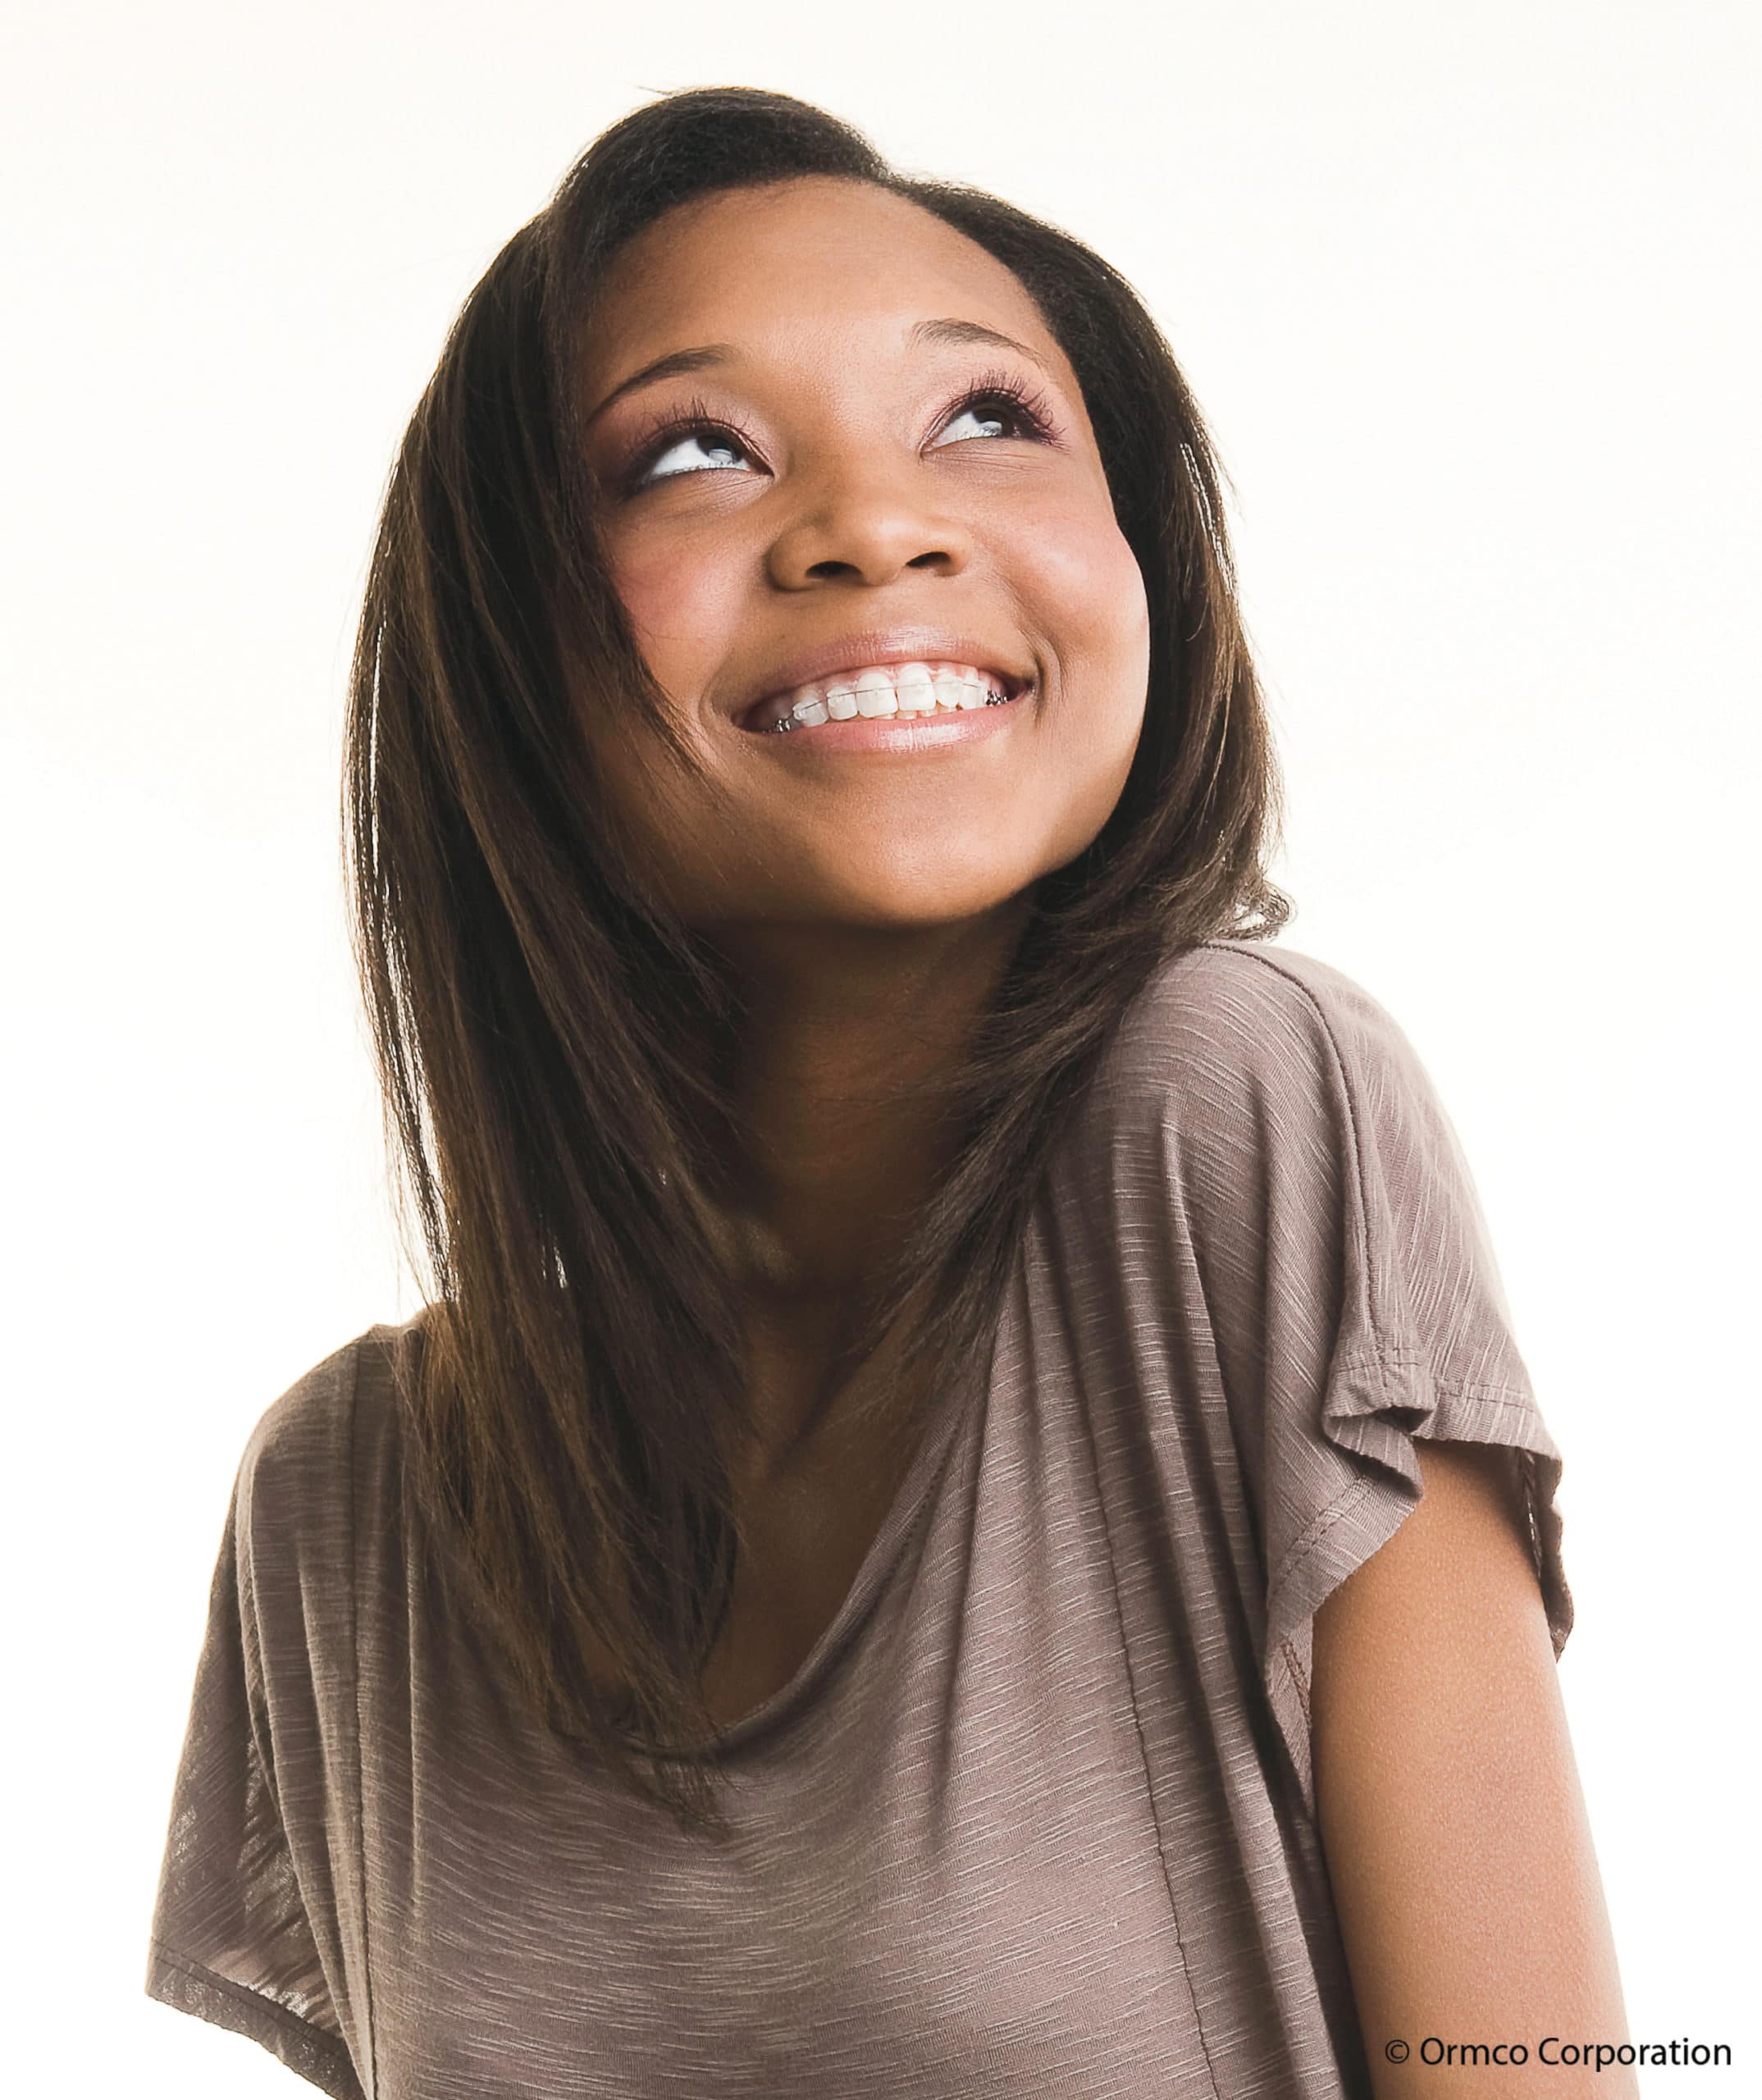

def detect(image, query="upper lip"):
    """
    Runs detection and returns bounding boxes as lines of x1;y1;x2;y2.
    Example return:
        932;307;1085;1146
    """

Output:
728;628;1034;730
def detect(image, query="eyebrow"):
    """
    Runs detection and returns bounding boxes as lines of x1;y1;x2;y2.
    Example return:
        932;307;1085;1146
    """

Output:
915;317;1052;371
583;317;1052;427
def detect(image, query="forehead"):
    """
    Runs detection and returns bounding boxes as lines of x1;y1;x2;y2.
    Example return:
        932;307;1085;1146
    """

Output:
581;176;1055;381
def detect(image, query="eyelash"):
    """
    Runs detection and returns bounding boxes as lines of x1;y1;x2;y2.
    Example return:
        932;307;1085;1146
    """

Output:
944;366;1061;446
618;364;1060;494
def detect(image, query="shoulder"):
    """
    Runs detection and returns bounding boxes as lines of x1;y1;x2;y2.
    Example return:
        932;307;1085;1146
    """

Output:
233;1314;423;1588
1091;936;1416;1141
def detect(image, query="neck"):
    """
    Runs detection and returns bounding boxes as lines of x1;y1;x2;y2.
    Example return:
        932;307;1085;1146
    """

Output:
711;898;1029;1299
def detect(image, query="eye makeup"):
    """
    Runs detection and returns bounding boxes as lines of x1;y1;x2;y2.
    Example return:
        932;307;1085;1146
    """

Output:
609;362;1065;497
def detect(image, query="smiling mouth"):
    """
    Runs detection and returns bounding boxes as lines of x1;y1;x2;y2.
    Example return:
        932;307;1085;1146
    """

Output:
738;660;1026;733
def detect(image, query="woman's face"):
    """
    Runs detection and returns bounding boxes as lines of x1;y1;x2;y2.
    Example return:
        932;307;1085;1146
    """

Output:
577;176;1150;947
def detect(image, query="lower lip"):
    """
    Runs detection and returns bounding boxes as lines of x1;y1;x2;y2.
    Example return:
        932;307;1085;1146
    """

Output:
739;688;1031;755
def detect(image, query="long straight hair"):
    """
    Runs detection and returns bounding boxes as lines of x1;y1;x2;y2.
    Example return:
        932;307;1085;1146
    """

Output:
343;84;1292;1839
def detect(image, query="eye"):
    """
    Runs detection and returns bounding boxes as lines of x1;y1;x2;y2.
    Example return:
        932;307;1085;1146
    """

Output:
929;375;1058;451
934;397;1025;446
641;428;755;483
613;395;764;495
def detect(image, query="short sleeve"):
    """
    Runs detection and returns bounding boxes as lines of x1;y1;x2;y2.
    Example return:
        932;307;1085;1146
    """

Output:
1163;945;1575;1818
144;1448;367;2099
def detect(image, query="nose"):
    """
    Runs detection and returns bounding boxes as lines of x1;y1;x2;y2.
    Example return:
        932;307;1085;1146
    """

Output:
765;466;975;590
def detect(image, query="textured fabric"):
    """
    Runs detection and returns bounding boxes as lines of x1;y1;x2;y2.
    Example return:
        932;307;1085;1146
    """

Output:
144;938;1573;2098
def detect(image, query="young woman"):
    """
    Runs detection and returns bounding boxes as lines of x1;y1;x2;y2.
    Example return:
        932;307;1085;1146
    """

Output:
145;85;1636;2099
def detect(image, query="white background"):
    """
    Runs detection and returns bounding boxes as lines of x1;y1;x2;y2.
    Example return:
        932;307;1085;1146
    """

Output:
5;2;1756;2090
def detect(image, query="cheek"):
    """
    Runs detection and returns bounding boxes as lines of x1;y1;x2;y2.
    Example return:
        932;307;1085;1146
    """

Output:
1007;500;1149;842
1007;500;1149;675
601;519;743;683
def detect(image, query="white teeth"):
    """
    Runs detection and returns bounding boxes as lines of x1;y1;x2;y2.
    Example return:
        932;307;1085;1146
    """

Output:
892;661;936;716
854;669;899;719
934;665;984;712
776;659;1014;730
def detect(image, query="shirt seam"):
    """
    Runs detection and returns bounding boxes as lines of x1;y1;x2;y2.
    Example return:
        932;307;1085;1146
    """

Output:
1327;1347;1541;1411
1068;1386;1226;2100
1209;943;1395;1361
148;1934;361;2081
1268;1376;1541;1605
1271;1472;1382;1626
347;1335;377;2100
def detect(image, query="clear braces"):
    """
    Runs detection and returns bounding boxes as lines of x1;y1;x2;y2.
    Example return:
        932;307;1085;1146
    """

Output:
771;692;1011;732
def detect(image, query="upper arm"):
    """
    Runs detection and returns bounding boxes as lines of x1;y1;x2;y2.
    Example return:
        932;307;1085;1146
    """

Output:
1311;1438;1634;2097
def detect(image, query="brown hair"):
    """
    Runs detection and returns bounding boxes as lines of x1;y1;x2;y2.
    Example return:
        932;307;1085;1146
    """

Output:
342;84;1292;1840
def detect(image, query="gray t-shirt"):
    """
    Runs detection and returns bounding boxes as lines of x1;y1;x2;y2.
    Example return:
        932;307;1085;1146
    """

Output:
144;938;1573;2098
